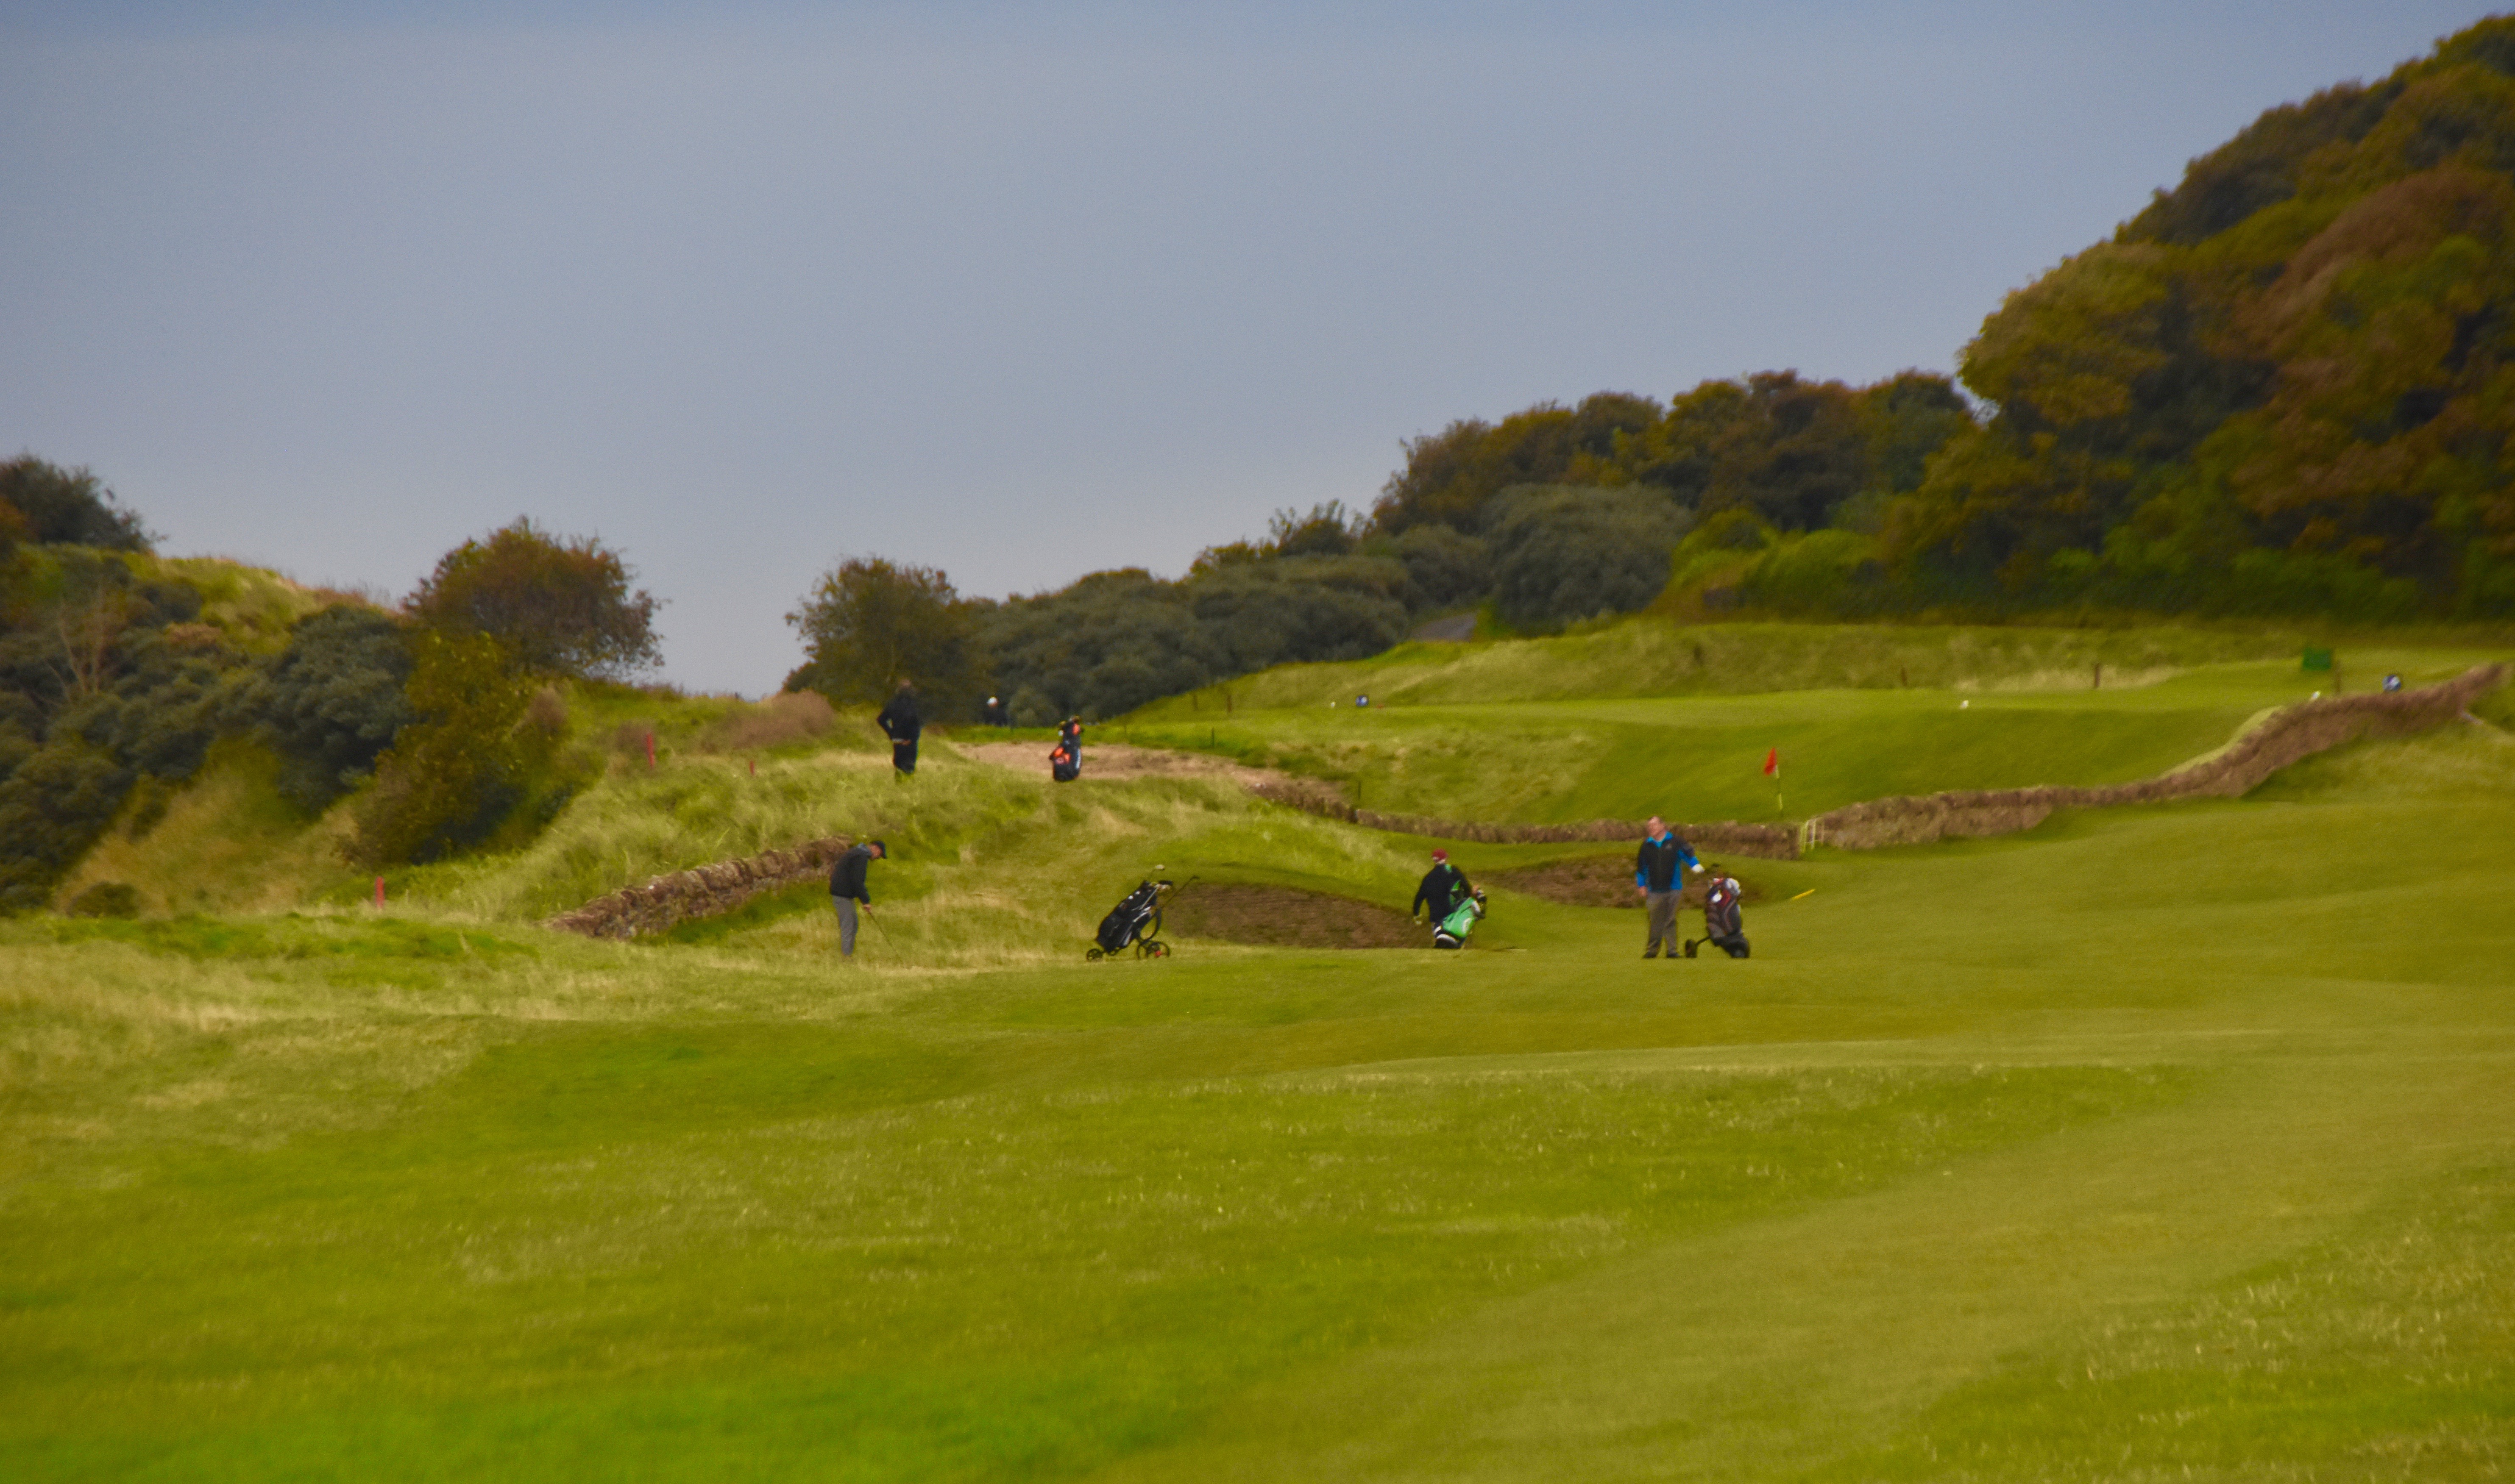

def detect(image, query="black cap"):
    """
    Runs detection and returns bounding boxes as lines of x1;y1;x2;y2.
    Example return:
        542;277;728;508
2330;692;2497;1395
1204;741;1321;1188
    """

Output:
870;838;889;856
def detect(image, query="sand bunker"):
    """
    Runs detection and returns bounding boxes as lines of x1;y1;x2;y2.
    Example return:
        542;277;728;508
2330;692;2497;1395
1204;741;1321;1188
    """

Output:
1163;882;1423;949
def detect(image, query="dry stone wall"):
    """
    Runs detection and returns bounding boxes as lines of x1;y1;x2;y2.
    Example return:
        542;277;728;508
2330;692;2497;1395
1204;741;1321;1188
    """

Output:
544;836;851;939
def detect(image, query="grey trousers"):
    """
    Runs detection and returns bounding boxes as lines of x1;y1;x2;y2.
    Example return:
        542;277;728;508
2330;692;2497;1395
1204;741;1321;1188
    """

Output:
1644;890;1679;956
833;896;859;956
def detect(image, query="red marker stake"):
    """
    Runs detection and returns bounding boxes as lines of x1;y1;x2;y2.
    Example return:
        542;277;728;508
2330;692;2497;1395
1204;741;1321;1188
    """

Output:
373;876;385;909
646;732;656;770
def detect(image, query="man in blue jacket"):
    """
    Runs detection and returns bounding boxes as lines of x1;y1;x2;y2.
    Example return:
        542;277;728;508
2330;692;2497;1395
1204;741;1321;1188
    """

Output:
1635;815;1702;959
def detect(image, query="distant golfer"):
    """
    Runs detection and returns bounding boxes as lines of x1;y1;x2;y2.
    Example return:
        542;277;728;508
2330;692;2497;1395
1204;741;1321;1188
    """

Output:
983;695;1012;726
1410;848;1471;924
877;682;922;778
1635;815;1703;959
1689;865;1750;959
829;838;886;957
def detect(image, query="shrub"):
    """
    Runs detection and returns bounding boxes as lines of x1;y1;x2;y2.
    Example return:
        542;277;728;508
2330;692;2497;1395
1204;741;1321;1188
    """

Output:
0;456;153;551
244;605;415;810
407;518;662;679
347;631;560;867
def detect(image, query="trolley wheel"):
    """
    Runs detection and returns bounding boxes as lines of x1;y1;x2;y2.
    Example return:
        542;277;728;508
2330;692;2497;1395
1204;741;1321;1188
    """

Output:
1085;947;1104;962
1139;939;1170;959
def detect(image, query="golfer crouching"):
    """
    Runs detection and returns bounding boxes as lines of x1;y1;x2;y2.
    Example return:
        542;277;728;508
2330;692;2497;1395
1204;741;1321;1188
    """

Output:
829;838;886;958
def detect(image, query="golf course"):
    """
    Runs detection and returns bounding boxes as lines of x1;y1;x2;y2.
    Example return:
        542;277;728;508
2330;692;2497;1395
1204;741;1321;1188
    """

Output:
6;620;2512;1480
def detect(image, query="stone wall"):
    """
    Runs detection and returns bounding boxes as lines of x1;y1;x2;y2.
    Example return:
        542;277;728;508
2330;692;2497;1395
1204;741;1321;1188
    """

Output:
544;836;851;939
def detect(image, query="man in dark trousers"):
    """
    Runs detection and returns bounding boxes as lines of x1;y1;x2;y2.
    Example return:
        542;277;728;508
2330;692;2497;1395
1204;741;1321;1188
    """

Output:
1410;849;1470;924
829;838;886;958
982;695;1011;726
877;682;922;777
1635;814;1703;959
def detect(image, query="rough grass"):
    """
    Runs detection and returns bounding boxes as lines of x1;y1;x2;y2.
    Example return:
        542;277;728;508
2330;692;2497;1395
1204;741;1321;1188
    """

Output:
1136;618;2304;714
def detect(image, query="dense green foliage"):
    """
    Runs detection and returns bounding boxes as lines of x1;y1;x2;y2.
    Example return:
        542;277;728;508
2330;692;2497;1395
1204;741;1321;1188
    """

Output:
344;631;586;869
1356;17;2515;629
783;556;989;718
0;455;153;553
241;605;415;811
405;517;662;679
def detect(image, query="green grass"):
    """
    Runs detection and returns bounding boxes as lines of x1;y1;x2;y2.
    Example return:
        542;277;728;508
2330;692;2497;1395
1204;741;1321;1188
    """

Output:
1128;647;2511;823
8;623;2514;1478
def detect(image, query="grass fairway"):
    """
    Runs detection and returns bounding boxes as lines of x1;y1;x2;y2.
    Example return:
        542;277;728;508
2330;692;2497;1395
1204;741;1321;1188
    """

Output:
5;656;2513;1477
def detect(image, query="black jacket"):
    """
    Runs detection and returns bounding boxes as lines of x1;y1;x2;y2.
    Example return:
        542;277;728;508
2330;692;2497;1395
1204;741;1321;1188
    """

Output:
877;693;922;744
829;843;877;903
1412;862;1468;918
1635;833;1701;893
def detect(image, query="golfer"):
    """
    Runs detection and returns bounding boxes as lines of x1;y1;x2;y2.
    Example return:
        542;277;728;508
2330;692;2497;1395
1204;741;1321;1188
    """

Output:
877;682;922;777
1635;815;1703;959
829;838;886;957
1410;848;1471;924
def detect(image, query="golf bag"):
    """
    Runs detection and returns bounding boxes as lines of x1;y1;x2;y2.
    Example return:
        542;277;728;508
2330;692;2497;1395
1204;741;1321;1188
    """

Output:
1684;875;1750;959
1432;888;1486;950
1088;878;1174;960
1049;745;1080;782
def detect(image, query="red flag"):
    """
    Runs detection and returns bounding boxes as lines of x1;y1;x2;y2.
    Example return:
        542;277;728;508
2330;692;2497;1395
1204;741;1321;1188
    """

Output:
1762;748;1778;777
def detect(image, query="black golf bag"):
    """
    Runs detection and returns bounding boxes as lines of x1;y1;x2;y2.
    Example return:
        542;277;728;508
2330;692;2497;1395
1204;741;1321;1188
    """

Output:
1685;875;1750;959
1050;745;1081;783
1089;878;1174;960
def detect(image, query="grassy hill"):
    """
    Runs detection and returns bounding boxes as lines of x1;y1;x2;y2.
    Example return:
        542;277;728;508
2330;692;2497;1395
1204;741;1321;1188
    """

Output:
6;623;2512;1478
1122;619;2512;824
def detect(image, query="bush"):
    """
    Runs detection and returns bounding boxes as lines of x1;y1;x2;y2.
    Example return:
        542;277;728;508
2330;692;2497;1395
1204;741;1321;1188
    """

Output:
784;557;987;719
1384;524;1491;612
407;518;662;679
346;631;577;867
1487;485;1693;632
0;456;153;551
244;605;415;811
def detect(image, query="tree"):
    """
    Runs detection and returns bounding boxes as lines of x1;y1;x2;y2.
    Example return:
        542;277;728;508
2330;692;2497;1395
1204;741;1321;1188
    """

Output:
785;557;987;717
244;605;416;811
1486;486;1692;632
0;456;153;551
406;518;662;679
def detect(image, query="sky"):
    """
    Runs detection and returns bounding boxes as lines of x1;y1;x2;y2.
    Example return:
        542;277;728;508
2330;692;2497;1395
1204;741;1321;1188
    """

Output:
1;1;2502;694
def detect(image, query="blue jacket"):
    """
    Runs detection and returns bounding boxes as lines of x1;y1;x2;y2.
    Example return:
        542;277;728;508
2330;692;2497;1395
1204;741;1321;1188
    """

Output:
1635;832;1700;892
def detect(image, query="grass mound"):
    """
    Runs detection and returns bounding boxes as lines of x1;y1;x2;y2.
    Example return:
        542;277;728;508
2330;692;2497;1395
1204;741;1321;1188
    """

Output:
1487;853;1767;910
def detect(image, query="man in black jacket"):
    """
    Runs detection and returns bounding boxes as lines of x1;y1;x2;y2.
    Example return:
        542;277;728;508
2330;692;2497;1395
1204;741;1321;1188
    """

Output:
829;838;886;957
1634;815;1703;959
1410;849;1469;924
877;683;922;777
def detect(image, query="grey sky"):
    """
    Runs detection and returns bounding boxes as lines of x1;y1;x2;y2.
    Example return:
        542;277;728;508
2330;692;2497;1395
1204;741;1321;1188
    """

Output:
1;2;2498;694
